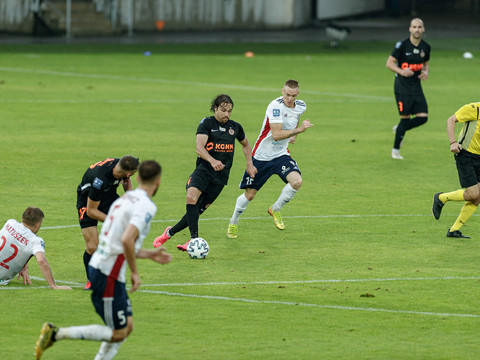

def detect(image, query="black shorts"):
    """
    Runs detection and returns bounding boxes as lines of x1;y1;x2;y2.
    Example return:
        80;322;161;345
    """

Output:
455;150;480;188
77;195;118;229
394;91;428;116
89;267;132;330
186;167;225;213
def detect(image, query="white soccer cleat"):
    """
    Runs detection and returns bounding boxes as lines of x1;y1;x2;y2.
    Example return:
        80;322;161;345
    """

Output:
391;148;403;160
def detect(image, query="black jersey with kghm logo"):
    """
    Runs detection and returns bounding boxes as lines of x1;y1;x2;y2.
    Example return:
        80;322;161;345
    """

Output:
391;37;431;93
195;115;246;184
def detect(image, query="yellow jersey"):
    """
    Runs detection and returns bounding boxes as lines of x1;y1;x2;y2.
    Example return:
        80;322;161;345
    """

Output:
456;102;480;155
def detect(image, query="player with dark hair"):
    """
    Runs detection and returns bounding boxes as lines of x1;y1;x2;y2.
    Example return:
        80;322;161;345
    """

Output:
153;94;257;250
77;155;139;290
432;102;480;238
0;207;71;290
35;160;171;360
227;79;313;238
386;18;431;160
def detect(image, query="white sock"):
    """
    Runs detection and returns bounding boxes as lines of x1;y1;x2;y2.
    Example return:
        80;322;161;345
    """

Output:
229;194;250;225
94;340;124;360
272;183;297;211
56;325;113;342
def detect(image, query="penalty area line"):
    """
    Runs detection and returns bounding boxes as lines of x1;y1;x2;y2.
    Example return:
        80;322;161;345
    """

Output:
137;289;480;318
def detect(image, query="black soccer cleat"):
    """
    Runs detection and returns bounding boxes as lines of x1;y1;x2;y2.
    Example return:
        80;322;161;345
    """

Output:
432;192;445;220
446;229;471;239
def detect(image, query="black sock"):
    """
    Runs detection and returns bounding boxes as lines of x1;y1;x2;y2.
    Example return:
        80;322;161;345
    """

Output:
393;118;409;149
83;251;92;281
169;215;189;237
186;204;199;239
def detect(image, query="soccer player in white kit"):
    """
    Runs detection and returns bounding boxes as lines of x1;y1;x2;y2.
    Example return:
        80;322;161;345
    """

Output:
0;207;72;290
227;80;314;238
35;160;172;360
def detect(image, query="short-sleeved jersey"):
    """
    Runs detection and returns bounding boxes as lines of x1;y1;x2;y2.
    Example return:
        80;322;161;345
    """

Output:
77;158;126;208
0;219;45;285
195;115;246;185
89;188;157;283
391;38;431;93
251;97;307;161
455;102;480;155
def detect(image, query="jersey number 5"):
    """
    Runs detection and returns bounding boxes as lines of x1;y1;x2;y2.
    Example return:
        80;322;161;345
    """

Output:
0;235;19;270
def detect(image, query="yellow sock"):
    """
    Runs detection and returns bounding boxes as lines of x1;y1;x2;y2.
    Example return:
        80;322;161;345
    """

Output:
439;189;465;203
450;201;478;231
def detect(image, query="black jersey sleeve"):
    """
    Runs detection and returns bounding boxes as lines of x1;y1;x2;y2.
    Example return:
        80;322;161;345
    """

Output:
196;117;211;136
235;122;246;142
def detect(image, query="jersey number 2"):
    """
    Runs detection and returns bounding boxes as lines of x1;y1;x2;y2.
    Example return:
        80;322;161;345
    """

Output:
0;235;19;270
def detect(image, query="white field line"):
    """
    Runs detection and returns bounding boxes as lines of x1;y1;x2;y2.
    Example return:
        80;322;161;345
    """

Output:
138;289;480;318
4;276;479;318
0;66;392;101
39;213;460;230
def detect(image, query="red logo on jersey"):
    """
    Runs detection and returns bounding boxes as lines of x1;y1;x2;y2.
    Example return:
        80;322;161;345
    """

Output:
401;62;423;72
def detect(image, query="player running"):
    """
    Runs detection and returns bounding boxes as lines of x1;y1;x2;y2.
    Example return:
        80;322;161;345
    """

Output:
77;156;139;290
227;79;313;238
152;94;257;251
35;160;171;360
386;18;431;160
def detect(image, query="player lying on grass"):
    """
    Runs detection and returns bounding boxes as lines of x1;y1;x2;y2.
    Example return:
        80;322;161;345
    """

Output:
0;207;72;290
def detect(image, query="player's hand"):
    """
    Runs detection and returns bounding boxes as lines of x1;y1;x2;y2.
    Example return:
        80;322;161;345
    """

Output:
130;271;142;293
18;264;32;286
289;135;297;144
246;164;257;179
210;159;225;171
450;142;462;154
401;68;414;77
151;247;172;265
300;119;314;132
418;71;428;80
53;285;73;290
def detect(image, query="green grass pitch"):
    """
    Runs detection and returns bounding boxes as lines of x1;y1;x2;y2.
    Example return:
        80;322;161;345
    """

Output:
1;38;480;359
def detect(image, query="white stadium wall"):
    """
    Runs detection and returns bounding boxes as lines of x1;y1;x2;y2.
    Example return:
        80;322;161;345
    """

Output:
316;0;384;20
119;0;312;31
0;0;312;33
0;0;33;33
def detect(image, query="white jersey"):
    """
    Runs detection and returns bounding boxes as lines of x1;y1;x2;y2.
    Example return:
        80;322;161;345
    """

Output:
251;97;307;161
0;219;45;285
90;188;157;283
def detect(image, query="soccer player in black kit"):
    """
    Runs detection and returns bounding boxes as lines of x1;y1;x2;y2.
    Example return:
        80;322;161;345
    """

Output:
153;94;257;251
386;18;431;160
77;156;139;289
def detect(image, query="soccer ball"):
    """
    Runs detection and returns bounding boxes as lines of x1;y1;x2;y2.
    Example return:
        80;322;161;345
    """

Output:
187;238;209;259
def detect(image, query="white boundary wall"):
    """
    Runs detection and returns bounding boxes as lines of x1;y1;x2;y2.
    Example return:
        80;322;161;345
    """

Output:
0;0;312;33
316;0;384;20
120;0;312;31
0;0;33;33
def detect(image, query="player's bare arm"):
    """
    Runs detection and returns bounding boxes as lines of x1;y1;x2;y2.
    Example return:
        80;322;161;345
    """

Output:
121;224;141;293
447;114;462;153
386;55;414;77
270;119;314;141
86;198;107;222
35;252;72;290
196;133;224;171
239;138;257;178
137;247;172;264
